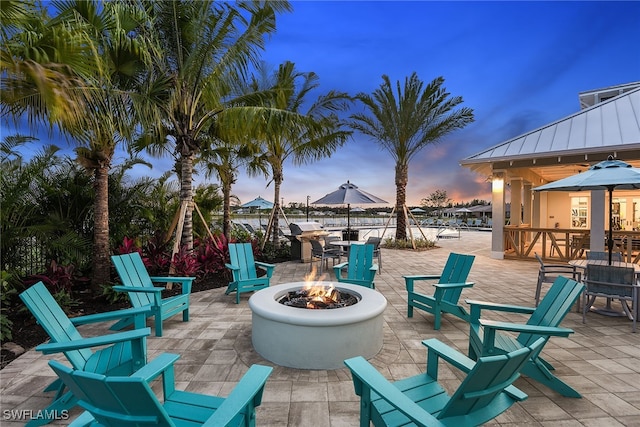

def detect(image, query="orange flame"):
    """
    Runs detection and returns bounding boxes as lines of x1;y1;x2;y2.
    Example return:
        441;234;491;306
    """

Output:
302;266;338;307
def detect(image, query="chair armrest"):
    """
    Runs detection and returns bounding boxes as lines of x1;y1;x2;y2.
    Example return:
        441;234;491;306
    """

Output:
255;262;276;279
369;264;379;273
433;281;474;290
225;263;240;272
202;365;274;427
422;338;475;375
255;261;276;270
343;356;445;427
404;275;443;291
36;328;151;354
131;352;180;382
403;274;442;282
112;285;163;294
334;262;348;270
480;319;574;337
542;264;576;269
70;306;151;325
149;276;195;285
466;299;535;314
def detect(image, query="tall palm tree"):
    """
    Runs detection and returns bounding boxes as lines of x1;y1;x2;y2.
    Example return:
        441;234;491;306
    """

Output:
2;1;152;288
136;0;291;251
52;1;154;289
349;73;474;240
245;61;353;245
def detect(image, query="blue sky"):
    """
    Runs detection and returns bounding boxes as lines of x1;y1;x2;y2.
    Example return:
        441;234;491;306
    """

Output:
4;1;640;208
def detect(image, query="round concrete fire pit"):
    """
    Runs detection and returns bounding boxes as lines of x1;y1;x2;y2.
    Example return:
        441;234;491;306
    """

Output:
249;282;387;369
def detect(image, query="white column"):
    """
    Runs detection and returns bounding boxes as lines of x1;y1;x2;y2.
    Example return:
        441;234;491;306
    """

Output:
523;182;532;225
591;190;606;252
491;171;506;259
510;178;522;226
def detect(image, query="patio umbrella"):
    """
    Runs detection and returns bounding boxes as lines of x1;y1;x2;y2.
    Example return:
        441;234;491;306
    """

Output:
455;207;473;221
534;156;640;264
240;196;273;210
312;181;388;236
410;207;426;214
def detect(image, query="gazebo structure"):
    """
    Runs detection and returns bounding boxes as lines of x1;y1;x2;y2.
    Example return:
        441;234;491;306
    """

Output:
460;82;640;261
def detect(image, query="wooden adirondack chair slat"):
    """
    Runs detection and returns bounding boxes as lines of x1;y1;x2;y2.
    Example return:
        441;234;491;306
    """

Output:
404;252;475;330
333;244;378;288
344;337;544;426
111;252;194;337
48;353;273;427
225;243;275;304
19;282;150;427
466;275;585;398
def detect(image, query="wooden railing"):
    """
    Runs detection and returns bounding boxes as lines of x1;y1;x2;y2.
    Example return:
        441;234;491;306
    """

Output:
503;226;640;263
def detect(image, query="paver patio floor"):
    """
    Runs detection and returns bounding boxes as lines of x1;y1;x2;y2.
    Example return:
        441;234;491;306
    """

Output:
2;231;640;426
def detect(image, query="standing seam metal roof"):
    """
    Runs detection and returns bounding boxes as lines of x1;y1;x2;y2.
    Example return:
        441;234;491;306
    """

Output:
461;87;640;165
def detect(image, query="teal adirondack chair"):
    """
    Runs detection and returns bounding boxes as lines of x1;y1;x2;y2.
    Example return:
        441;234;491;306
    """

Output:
404;252;475;330
48;352;273;427
225;243;275;304
333;243;378;288
344;337;545;427
111;252;195;337
19;281;150;426
466;275;585;398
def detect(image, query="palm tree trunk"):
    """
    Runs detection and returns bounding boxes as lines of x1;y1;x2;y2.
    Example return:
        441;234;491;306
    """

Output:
92;164;111;291
272;168;283;245
180;152;194;250
222;179;232;240
395;163;409;240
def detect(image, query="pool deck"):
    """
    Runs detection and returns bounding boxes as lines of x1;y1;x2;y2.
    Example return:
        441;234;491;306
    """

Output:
2;231;640;426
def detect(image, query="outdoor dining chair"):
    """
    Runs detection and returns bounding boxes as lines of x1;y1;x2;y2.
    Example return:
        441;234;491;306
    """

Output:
583;264;638;332
534;252;580;308
310;238;341;274
586;250;623;262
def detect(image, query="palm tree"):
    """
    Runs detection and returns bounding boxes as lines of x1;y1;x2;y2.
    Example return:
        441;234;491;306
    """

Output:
245;61;353;245
136;0;292;251
200;136;266;240
1;0;98;129
1;1;152;288
349;73;474;240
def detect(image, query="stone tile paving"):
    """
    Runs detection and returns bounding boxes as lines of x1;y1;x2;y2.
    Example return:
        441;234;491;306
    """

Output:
2;231;639;426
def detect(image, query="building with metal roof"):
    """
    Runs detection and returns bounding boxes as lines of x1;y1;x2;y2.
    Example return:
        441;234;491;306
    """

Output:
460;82;640;259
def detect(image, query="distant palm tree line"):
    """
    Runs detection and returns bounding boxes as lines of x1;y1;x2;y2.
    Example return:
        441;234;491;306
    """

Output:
1;0;474;287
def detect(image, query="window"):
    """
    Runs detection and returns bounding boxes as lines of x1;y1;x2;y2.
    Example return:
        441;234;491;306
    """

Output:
571;197;588;228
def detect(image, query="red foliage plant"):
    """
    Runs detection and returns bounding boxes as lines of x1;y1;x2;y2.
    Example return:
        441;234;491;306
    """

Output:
171;245;199;277
195;234;230;277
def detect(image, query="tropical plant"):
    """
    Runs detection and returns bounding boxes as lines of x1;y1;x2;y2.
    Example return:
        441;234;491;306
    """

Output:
349;73;474;240
135;0;292;252
1;271;17;341
243;61;353;245
193;184;224;239
2;1;156;290
195;234;230;278
1;138;93;275
200;136;265;240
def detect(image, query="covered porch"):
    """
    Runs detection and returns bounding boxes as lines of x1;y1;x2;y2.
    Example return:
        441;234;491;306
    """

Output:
461;84;640;262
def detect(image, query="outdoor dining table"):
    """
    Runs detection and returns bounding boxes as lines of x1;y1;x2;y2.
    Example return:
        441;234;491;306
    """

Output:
568;259;640;318
328;240;363;257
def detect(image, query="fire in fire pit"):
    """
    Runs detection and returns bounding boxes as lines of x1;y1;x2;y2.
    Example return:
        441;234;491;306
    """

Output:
278;283;359;309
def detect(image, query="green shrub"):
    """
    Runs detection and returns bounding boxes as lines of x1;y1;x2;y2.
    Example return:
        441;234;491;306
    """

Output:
383;237;437;250
1;271;15;341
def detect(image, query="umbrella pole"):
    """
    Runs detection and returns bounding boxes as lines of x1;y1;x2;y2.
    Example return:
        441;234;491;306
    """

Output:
347;203;351;240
